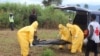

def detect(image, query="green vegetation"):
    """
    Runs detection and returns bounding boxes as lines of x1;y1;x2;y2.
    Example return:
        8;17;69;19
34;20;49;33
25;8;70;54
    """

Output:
41;48;55;56
0;3;74;29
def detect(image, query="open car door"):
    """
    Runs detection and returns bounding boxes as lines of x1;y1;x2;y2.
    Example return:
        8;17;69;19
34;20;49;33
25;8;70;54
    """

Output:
55;6;89;37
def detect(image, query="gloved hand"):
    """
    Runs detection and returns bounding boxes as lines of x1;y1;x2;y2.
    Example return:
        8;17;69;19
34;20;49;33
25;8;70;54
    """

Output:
83;38;88;45
32;36;39;45
30;43;33;47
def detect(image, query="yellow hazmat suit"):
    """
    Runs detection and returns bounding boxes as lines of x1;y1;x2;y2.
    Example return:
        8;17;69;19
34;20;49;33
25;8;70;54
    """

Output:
66;23;84;53
58;24;71;49
17;21;38;56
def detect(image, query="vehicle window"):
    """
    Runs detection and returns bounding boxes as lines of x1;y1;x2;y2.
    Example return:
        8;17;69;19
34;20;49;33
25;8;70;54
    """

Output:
96;15;99;23
65;10;76;20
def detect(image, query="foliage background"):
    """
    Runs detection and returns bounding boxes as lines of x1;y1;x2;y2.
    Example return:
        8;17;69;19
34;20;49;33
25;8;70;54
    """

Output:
0;3;72;29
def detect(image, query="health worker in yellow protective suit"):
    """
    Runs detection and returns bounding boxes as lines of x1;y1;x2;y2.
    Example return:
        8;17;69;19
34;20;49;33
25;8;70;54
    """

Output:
17;21;38;56
66;23;84;53
58;24;72;49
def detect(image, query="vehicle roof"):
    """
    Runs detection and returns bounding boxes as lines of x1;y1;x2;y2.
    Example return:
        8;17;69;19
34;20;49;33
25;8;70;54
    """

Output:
55;6;88;11
89;10;100;15
55;6;100;15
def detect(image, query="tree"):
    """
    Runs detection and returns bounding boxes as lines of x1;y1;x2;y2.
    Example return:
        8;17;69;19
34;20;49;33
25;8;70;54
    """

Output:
42;0;62;6
84;4;88;9
51;0;62;6
76;4;80;7
42;0;52;6
98;9;100;11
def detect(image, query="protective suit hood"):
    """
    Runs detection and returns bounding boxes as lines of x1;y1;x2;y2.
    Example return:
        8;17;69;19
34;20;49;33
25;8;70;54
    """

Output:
59;24;65;30
31;21;38;31
66;23;73;28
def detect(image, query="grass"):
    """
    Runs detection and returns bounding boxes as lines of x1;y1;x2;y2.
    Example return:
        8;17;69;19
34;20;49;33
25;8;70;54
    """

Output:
38;29;59;39
41;48;55;56
0;29;98;56
0;30;20;56
0;29;59;56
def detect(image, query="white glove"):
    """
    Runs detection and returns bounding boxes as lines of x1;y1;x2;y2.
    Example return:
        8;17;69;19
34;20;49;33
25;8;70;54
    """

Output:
84;38;88;44
30;43;33;47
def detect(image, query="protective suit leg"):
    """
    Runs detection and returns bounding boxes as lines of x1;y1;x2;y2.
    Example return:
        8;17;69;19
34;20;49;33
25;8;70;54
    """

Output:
21;40;29;56
71;34;84;53
77;34;84;53
18;33;30;56
67;37;72;50
77;42;83;53
71;38;78;53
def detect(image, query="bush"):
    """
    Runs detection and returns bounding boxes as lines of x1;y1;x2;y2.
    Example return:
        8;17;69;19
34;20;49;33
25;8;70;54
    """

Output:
38;6;68;29
41;48;55;56
0;3;70;29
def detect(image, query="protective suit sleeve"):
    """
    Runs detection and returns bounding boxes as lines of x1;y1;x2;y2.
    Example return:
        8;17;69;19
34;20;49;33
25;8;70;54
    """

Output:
29;29;35;45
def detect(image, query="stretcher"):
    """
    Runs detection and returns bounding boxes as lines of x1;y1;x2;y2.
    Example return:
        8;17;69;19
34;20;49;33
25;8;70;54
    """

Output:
32;37;71;46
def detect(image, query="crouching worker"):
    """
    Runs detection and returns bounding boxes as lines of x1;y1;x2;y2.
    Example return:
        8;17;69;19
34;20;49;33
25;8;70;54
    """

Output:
66;23;84;53
58;24;72;49
17;21;38;56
